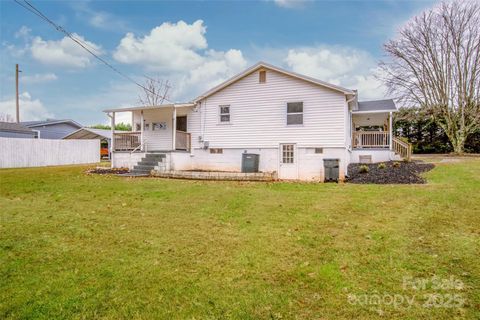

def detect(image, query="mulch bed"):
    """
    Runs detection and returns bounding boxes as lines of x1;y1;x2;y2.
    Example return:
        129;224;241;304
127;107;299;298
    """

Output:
86;167;129;175
347;161;435;184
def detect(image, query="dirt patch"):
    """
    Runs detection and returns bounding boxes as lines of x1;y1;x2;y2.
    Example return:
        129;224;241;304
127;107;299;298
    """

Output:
87;167;129;175
347;161;435;184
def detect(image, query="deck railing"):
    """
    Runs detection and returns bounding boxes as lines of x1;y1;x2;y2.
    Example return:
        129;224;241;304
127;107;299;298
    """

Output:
353;131;390;148
392;137;412;161
175;130;191;151
114;132;141;151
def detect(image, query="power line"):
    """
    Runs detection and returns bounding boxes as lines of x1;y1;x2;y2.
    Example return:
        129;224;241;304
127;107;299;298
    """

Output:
13;0;173;104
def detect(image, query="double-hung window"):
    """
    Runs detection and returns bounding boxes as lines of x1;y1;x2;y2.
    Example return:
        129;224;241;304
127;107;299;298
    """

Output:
287;102;303;125
219;105;230;123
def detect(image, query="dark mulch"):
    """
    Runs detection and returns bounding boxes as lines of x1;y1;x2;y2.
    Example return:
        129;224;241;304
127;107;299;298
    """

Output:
347;161;435;184
87;167;129;175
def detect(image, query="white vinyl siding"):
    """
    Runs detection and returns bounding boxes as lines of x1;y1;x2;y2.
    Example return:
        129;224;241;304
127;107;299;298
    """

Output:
133;109;173;151
191;69;347;149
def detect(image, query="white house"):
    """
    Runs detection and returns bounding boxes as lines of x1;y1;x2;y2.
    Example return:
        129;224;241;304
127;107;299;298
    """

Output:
104;62;411;181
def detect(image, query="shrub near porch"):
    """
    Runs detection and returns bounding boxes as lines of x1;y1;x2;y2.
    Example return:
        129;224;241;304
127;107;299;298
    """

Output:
0;159;479;319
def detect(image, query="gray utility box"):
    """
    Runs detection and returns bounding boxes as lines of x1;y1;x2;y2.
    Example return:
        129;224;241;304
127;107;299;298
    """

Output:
241;153;260;173
323;159;340;182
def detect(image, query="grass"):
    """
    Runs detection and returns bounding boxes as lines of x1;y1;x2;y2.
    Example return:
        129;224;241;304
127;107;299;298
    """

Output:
1;160;479;319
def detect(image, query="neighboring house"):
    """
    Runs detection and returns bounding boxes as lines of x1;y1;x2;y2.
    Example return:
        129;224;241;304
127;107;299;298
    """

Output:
63;127;113;159
21;119;82;139
0;121;37;139
104;62;410;181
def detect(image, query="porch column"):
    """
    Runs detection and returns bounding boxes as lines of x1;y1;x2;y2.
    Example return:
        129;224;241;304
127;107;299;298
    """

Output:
140;110;144;151
110;112;115;168
172;106;176;150
389;112;393;150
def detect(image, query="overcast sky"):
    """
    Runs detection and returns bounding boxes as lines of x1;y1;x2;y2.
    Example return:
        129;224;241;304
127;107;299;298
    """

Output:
0;0;436;125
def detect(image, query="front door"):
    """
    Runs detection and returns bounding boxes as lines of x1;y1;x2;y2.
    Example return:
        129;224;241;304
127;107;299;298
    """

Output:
279;143;298;179
176;116;187;132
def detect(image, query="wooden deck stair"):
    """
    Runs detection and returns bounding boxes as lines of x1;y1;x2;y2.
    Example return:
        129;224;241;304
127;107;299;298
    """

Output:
392;137;412;161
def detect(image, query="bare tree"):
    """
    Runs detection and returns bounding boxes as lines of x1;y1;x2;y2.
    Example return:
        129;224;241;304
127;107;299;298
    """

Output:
138;76;171;107
380;1;480;153
0;113;15;122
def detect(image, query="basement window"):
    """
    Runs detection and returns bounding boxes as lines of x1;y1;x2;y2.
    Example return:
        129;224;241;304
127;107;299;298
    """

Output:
210;148;223;154
287;102;303;125
315;148;323;154
259;70;266;83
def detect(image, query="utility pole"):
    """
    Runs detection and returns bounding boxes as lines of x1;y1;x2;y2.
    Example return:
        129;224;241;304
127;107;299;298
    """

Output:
15;64;20;123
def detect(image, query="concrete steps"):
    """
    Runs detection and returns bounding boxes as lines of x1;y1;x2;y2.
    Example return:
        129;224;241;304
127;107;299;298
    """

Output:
127;153;167;177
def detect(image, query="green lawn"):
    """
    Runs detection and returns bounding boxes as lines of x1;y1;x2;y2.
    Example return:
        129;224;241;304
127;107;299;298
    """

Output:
1;160;479;319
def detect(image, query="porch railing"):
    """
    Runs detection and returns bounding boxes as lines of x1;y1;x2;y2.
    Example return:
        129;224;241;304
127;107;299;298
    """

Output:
114;132;141;151
175;130;191;151
353;131;390;148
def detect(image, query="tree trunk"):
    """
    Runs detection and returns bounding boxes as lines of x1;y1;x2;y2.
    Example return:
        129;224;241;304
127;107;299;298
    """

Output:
451;134;466;154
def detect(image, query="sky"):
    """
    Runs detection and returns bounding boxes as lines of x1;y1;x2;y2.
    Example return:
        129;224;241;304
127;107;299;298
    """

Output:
0;0;436;125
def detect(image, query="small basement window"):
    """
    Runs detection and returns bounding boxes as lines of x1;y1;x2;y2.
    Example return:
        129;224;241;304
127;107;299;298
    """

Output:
359;155;372;164
219;105;230;123
287;102;303;125
210;148;223;154
315;148;323;154
259;70;266;83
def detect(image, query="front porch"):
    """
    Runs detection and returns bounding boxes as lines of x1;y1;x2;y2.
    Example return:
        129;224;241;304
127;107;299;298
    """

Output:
112;130;191;152
104;103;195;154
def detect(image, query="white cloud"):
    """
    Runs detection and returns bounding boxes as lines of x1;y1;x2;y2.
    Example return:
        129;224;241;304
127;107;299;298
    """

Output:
284;45;386;100
114;20;247;101
114;20;208;72
21;73;58;84
272;0;309;9
0;92;53;121
71;1;129;32
30;34;103;68
15;26;31;39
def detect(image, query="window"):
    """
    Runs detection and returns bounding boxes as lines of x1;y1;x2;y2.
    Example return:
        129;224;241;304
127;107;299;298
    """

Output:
287;102;303;125
282;144;294;163
259;70;266;83
359;155;372;164
210;148;223;154
152;122;167;130
219;105;230;123
315;148;323;154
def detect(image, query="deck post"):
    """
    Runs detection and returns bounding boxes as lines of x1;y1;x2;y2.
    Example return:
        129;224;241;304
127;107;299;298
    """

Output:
389;112;393;150
172;106;177;150
140;110;144;151
110;112;115;168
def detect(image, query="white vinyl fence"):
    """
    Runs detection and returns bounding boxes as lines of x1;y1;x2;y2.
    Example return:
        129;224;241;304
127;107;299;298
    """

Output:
0;137;100;168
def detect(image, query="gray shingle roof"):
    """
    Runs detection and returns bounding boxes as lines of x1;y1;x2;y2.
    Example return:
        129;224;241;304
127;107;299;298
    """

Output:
0;121;35;133
21;119;82;128
357;99;397;112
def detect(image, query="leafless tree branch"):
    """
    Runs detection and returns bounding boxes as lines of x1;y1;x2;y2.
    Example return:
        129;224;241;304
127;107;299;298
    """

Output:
380;0;480;153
